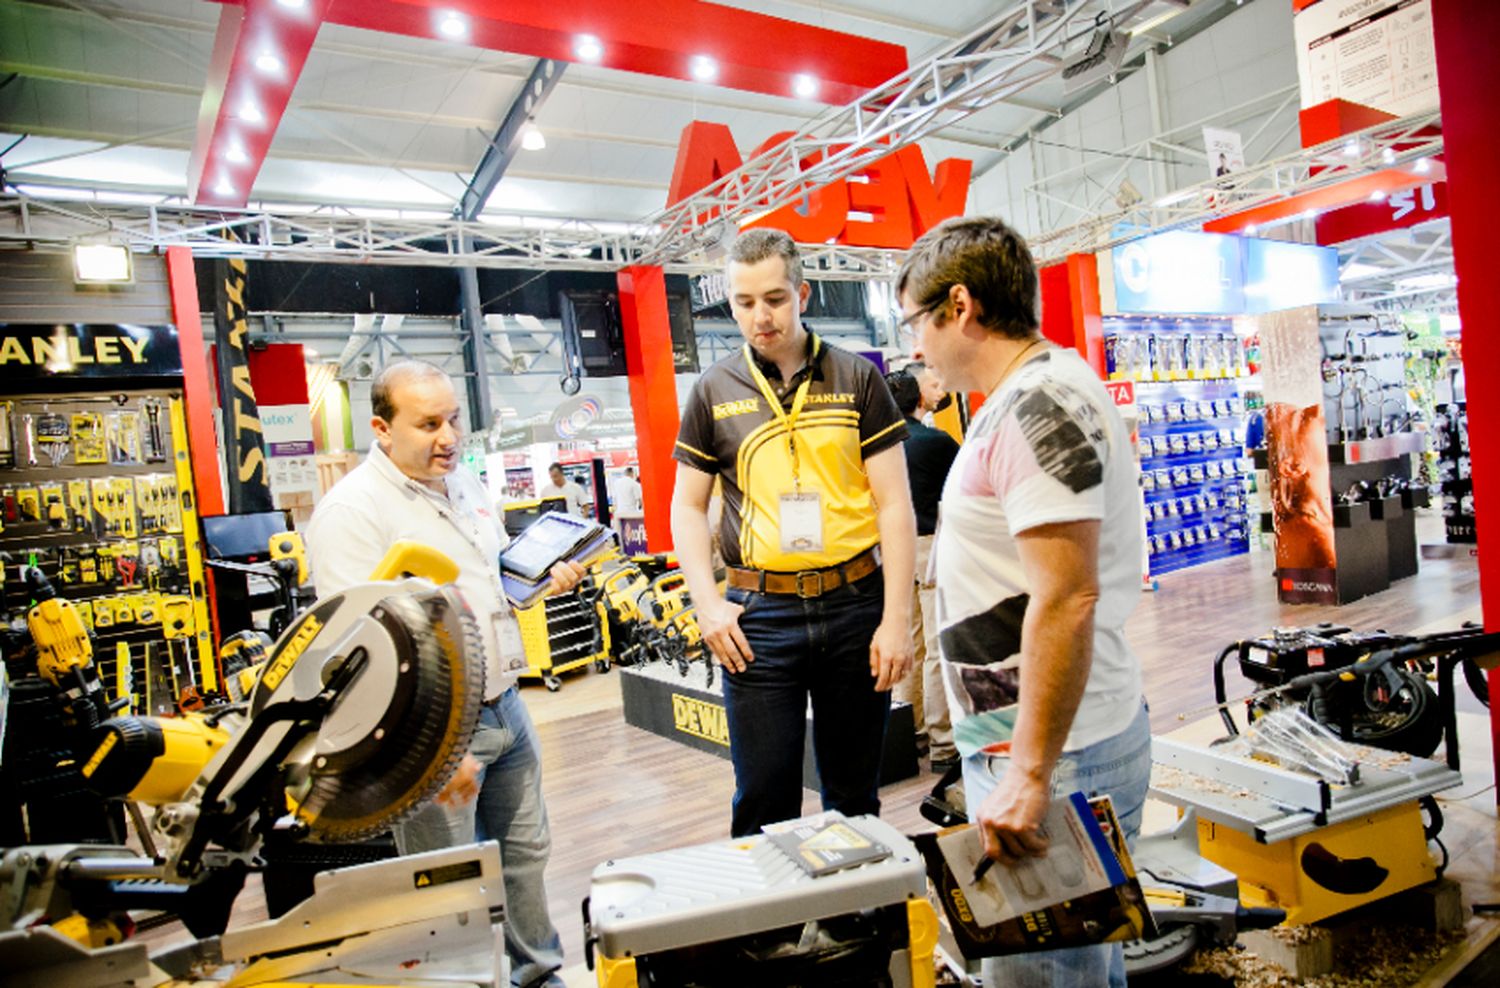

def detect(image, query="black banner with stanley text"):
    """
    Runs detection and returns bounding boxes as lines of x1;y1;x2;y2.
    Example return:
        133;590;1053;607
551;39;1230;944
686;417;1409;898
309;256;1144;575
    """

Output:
214;256;273;513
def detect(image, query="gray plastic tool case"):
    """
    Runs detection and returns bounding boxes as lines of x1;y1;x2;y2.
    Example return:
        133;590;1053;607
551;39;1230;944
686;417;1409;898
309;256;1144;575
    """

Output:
587;814;926;960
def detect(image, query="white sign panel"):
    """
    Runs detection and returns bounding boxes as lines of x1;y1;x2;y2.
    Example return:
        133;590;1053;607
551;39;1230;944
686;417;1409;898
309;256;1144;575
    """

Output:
260;403;319;505
1202;127;1245;180
1294;0;1439;117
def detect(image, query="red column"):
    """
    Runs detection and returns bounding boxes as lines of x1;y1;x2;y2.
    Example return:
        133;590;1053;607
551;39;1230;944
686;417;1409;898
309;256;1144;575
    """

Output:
617;266;680;552
1432;0;1500;794
165;246;226;517
1039;253;1106;377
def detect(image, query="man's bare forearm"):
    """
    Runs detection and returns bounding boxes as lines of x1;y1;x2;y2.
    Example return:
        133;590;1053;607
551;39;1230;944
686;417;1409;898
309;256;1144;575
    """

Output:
669;499;723;609
1008;591;1097;781
875;498;915;625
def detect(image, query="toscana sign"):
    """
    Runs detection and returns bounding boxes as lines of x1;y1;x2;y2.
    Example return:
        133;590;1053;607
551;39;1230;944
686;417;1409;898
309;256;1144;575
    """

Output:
667;121;972;249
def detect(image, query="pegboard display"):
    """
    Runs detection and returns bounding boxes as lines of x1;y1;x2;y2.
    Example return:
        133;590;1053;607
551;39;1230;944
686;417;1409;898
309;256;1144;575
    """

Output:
0;322;215;714
1434;401;1473;544
0;390;214;714
1107;316;1253;577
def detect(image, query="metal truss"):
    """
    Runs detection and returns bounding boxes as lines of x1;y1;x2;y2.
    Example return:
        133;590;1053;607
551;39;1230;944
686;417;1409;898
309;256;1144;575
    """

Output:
1026;110;1445;263
1336;217;1456;308
0;191;916;281
636;0;1166;263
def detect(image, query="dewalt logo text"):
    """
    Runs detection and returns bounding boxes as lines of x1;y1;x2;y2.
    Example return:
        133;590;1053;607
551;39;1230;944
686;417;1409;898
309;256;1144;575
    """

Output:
672;693;729;746
712;398;760;420
261;615;323;691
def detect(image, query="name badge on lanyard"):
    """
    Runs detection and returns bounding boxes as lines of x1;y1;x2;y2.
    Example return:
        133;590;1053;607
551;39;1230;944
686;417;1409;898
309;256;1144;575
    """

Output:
745;339;826;555
495;611;527;673
779;491;823;553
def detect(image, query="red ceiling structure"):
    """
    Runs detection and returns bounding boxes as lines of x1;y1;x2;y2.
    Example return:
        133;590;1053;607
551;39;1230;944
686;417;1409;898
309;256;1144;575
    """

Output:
190;0;909;207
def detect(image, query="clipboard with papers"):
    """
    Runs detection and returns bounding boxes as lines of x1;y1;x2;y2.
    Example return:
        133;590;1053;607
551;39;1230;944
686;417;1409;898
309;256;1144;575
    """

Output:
499;511;616;608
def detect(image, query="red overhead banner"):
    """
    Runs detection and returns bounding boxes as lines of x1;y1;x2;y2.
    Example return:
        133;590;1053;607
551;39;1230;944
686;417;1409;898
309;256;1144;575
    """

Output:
1315;181;1448;245
666;121;972;249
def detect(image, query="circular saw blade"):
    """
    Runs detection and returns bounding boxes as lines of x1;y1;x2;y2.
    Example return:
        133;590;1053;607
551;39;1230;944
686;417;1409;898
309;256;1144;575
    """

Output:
293;587;485;842
1123;923;1201;976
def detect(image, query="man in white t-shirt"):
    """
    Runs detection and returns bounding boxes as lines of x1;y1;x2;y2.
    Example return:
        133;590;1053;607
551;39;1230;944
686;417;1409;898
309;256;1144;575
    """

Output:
538;462;587;517
898;217;1148;987
613;466;643;517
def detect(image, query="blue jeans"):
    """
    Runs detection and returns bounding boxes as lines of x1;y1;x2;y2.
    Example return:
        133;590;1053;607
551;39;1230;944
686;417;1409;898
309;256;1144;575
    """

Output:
392;687;564;988
962;700;1151;988
723;570;891;837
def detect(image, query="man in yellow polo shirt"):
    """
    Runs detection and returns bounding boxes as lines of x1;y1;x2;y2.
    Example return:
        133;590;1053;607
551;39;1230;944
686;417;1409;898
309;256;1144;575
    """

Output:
670;228;917;837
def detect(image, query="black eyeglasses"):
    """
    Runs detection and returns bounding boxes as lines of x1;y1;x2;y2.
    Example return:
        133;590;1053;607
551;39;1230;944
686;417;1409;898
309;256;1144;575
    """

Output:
896;301;942;341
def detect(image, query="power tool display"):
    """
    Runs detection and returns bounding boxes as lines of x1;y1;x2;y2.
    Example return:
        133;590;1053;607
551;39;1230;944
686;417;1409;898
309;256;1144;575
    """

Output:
1212;623;1499;766
0;541;493;985
1;390;215;719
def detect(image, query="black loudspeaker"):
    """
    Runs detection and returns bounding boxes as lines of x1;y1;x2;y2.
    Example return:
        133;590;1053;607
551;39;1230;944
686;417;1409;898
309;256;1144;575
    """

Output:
559;289;627;377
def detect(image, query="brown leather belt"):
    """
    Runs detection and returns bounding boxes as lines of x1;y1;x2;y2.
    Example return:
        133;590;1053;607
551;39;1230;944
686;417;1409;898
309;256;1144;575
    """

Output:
726;546;881;598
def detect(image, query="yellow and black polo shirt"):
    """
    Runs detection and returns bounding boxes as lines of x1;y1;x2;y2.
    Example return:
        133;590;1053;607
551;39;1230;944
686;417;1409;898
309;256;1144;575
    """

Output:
675;332;907;571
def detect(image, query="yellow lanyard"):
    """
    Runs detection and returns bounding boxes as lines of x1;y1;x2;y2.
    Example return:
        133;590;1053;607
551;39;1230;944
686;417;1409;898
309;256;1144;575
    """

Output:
744;335;821;491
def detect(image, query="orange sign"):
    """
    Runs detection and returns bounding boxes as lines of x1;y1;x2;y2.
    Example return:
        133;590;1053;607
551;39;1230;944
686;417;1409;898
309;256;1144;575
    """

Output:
666;121;972;249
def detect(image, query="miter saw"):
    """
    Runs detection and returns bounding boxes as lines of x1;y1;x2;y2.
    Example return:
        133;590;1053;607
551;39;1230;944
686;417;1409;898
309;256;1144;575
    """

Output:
0;540;503;986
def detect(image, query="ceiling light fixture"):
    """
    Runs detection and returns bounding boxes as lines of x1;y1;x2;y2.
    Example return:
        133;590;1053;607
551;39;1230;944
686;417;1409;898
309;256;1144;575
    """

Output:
1382;147;1396;164
521;125;546;151
1243;223;1257;236
1413;157;1432;174
225;145;248;164
1369;189;1387;202
792;74;818;99
276;0;307;8
255;51;282;74
574;34;603;62
438;11;469;39
690;55;718;82
215;177;235;197
238;102;263;124
1342;139;1361;157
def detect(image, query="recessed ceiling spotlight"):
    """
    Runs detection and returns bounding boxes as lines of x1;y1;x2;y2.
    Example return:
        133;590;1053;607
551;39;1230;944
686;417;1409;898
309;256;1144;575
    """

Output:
1243;223;1258;236
690;55;718;82
1414;157;1431;174
238;102;263;124
1369;189;1386;202
1342;139;1361;157
276;0;306;9
574;34;603;62
792;73;818;99
215;177;235;197
254;51;282;74
1381;147;1396;164
438;11;468;39
521;125;546;151
225;145;248;164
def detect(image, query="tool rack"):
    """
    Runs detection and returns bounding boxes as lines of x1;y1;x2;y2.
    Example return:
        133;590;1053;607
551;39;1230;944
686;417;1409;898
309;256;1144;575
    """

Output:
0;324;216;715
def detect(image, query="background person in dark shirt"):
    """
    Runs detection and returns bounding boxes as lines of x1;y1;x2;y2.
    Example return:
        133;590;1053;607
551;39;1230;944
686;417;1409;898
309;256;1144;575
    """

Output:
885;369;960;770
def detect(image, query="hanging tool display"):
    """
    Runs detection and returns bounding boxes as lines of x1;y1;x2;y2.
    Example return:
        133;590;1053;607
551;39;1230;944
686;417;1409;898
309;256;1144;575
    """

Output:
0;392;212;717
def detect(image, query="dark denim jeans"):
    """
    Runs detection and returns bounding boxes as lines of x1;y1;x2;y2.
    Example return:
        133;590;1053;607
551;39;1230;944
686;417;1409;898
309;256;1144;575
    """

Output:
722;570;890;837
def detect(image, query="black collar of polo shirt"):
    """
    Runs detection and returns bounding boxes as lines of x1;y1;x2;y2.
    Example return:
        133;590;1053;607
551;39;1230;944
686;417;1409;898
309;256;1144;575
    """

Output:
748;325;823;391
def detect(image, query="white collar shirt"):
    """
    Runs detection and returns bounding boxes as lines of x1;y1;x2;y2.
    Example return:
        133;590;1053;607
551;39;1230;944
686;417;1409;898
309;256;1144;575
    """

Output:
304;444;518;698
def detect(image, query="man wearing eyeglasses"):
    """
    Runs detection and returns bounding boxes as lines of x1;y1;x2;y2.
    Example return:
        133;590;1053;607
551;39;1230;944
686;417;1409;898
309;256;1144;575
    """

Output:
670;228;917;837
900;217;1148;987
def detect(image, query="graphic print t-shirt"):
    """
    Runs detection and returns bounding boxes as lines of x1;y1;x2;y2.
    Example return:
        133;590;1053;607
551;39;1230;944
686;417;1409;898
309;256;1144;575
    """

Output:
934;347;1144;756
